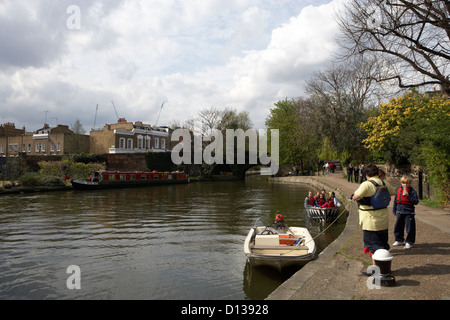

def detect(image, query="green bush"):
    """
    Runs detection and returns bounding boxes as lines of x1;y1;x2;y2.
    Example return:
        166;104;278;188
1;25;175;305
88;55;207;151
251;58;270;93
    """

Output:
40;176;65;187
18;173;42;187
37;160;106;181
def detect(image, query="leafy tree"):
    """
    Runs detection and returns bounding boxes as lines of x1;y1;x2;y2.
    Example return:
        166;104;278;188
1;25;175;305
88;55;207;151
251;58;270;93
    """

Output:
362;90;450;203
217;108;253;131
265;98;320;170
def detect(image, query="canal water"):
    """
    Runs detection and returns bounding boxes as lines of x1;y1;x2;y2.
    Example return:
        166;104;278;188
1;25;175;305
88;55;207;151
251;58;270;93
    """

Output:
0;176;346;300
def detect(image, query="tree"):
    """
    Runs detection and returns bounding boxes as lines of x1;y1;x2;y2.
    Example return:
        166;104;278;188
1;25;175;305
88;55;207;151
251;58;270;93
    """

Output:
71;119;86;135
337;0;450;95
305;60;377;159
265;98;320;170
362;90;450;204
197;107;224;141
217;109;253;131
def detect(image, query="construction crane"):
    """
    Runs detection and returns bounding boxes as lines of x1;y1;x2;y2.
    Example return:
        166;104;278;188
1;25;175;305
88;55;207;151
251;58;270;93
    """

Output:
111;101;120;120
154;101;165;127
93;104;98;130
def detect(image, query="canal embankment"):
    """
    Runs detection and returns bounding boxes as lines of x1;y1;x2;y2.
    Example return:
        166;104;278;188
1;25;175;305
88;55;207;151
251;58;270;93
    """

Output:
266;173;450;300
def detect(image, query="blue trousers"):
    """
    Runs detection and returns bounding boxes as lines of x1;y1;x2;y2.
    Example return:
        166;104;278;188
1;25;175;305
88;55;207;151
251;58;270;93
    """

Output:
394;213;416;244
363;229;390;254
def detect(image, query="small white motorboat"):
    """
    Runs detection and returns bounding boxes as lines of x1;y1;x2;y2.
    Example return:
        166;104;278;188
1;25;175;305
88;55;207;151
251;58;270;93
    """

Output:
244;224;317;272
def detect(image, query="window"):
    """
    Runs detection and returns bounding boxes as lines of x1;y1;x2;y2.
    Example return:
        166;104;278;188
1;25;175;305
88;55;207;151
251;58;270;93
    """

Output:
161;139;166;150
13;144;17;152
28;144;31;153
1;145;3;154
57;142;61;152
119;138;126;149
51;143;55;152
127;139;133;149
41;142;45;152
22;144;25;152
137;135;143;149
146;136;151;149
155;138;160;149
36;143;40;152
9;144;13;152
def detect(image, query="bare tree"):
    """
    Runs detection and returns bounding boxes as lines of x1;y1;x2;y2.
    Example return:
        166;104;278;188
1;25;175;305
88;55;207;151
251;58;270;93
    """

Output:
306;58;378;154
71;119;86;135
197;107;225;141
336;0;450;95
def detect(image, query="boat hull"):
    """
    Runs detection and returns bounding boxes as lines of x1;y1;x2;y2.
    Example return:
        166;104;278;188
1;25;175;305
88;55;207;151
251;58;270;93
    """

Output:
306;206;340;221
71;171;189;190
71;179;188;190
244;226;317;272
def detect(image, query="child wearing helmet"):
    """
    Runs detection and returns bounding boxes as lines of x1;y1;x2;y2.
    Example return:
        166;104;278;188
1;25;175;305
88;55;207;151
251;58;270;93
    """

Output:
274;214;286;230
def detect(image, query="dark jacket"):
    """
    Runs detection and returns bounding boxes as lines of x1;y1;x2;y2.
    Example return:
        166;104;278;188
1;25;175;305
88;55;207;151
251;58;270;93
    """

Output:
393;186;419;214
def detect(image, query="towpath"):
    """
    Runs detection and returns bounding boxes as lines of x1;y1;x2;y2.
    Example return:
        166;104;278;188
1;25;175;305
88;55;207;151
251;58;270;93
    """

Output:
266;172;450;300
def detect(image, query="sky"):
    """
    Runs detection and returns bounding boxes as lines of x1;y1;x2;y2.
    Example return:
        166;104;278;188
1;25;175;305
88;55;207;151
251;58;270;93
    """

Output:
0;0;346;132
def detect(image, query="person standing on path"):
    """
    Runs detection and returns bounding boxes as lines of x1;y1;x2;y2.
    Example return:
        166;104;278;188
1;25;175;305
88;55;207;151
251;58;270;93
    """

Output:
351;163;396;263
347;163;354;183
393;176;419;249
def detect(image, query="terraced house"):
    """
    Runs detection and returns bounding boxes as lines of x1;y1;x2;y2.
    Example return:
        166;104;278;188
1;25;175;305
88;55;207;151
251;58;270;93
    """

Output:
89;118;170;154
0;123;89;157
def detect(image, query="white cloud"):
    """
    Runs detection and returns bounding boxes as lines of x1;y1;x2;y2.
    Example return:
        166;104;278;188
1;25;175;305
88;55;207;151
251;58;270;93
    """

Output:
0;0;344;131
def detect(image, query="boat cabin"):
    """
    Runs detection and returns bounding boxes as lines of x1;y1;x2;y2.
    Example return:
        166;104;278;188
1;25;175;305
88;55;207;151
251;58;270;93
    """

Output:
87;171;187;183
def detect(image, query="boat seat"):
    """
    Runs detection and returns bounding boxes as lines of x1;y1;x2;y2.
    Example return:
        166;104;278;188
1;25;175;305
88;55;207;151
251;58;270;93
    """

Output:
250;245;309;250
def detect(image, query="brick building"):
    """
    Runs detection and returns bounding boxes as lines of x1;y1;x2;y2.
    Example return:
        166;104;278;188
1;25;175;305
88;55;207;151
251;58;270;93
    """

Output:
0;123;89;157
89;118;171;154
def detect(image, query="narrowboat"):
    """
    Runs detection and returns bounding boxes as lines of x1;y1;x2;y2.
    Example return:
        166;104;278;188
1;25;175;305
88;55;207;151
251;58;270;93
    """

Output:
71;170;188;190
244;225;317;271
306;206;340;222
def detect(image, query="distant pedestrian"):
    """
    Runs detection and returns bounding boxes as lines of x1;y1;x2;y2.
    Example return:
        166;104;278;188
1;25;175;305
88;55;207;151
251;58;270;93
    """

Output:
354;165;359;183
347;163;354;182
393;176;419;249
359;165;366;183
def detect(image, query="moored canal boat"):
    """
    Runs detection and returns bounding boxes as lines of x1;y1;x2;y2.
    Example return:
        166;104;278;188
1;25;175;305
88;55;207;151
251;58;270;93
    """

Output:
244;224;317;272
71;170;188;190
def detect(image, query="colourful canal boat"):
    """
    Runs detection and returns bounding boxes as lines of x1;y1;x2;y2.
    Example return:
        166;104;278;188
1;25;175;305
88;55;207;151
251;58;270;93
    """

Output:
71;170;188;190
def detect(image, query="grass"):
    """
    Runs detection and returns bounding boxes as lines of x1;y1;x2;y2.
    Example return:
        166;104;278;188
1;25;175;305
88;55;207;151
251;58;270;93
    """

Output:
420;196;443;208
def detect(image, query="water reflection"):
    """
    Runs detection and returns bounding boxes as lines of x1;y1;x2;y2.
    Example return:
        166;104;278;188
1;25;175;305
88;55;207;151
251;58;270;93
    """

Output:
0;176;346;300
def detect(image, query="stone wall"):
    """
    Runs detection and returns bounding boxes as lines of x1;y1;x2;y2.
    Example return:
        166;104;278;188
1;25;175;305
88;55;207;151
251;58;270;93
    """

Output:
378;163;433;199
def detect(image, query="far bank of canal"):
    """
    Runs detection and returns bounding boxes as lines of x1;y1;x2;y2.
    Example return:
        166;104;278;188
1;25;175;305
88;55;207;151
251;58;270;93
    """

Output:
0;175;346;300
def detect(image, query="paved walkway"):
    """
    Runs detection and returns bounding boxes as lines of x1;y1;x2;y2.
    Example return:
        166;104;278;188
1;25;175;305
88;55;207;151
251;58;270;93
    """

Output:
266;172;450;300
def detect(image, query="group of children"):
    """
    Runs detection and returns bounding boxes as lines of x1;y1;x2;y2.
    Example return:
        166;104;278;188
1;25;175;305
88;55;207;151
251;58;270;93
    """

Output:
304;189;341;209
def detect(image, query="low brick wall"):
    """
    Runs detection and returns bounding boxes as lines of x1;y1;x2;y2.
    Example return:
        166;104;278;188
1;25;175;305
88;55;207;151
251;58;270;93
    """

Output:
105;154;147;171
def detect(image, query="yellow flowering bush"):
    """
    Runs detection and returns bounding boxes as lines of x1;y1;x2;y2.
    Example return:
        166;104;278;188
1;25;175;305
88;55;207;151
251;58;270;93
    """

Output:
361;90;450;204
